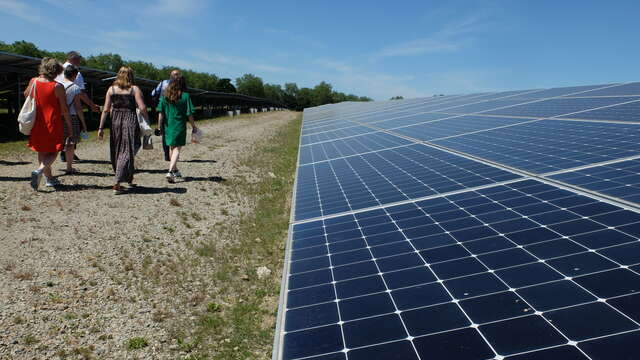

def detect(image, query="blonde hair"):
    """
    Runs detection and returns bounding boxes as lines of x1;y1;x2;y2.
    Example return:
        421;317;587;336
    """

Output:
113;66;135;89
38;58;63;80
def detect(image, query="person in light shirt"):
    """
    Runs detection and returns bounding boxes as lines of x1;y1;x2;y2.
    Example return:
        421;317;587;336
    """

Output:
54;51;99;162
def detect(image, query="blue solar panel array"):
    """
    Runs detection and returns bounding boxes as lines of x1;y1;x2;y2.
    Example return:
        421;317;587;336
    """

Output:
275;82;640;360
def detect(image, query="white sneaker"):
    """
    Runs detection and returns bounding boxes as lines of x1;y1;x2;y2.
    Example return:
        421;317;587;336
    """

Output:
166;172;175;183
30;169;43;190
172;170;182;178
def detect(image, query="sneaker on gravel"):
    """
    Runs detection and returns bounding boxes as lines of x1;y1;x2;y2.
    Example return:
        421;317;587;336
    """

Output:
113;184;123;195
166;172;175;183
30;169;43;190
45;177;60;187
172;170;182;178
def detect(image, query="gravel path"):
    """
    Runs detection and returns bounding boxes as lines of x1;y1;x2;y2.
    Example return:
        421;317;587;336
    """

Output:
0;111;297;359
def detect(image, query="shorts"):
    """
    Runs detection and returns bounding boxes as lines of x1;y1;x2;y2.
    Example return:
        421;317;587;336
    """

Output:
64;115;81;145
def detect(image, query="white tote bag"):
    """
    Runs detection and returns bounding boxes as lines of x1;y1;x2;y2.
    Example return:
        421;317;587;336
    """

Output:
136;108;153;136
18;81;37;135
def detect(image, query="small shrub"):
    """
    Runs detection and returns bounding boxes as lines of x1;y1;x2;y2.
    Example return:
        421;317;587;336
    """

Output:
206;302;221;313
126;337;149;350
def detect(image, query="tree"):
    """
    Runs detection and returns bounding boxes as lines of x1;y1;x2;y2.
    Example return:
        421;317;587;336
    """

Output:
296;87;314;110
282;83;299;108
264;83;284;103
312;81;333;106
127;60;160;80
84;53;124;72
0;40;375;106
332;91;347;103
235;74;265;98
216;78;236;93
390;96;404;100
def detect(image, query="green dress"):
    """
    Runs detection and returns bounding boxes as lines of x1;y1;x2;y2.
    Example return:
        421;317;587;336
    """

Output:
157;92;194;147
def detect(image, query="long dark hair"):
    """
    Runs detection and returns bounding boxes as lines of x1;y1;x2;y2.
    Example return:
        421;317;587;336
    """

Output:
165;75;187;104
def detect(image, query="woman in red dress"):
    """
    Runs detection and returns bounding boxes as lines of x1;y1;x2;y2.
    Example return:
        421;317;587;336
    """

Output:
25;58;73;190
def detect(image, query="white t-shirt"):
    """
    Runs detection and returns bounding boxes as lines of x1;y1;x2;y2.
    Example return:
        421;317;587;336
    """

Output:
55;62;85;90
59;79;82;115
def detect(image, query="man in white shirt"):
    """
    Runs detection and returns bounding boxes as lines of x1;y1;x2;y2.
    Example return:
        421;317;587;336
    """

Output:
55;51;99;162
58;65;88;173
56;51;99;112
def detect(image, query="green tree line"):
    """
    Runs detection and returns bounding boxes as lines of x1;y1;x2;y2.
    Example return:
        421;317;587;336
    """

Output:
0;40;372;110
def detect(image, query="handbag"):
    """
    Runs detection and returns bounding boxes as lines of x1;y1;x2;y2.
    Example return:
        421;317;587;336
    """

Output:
18;80;37;135
136;108;153;136
142;135;153;150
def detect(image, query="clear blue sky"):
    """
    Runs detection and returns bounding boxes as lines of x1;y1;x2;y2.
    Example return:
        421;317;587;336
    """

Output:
1;0;639;100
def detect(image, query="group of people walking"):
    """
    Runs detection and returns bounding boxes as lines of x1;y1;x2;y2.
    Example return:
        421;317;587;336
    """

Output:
24;51;199;194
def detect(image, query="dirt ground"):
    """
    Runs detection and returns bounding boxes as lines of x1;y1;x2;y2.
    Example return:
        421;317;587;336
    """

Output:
0;111;298;359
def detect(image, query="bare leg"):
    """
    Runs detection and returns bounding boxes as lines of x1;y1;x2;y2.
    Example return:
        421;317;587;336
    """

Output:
36;152;46;172
65;144;75;171
169;146;181;172
43;152;58;178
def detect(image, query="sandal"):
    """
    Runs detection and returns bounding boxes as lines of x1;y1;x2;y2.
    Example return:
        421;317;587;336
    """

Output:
64;168;79;174
113;184;124;195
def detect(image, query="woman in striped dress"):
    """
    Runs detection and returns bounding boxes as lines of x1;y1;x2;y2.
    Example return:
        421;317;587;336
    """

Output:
98;67;148;194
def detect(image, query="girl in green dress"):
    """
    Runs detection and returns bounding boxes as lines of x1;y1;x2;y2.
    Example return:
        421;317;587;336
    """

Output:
156;75;198;183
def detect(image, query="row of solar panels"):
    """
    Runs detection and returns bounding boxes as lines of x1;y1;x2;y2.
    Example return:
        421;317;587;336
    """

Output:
294;83;640;221
273;82;640;360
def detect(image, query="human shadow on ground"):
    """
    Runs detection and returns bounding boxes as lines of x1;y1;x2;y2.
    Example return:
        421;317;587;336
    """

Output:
76;159;111;165
136;168;166;174
183;176;226;183
0;160;30;166
181;159;217;163
51;184;113;192
125;185;187;195
0;176;30;182
58;171;112;178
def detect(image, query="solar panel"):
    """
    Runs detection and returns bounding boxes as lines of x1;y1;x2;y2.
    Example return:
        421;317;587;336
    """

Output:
295;144;521;220
558;100;640;122
574;82;640;97
483;97;639;118
274;83;640;360
301;126;376;145
431;120;640;173
280;179;640;360
390;115;535;141
299;132;414;165
549;159;640;203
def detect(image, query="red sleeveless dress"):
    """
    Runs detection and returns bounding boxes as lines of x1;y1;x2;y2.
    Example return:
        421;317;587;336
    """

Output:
28;80;64;152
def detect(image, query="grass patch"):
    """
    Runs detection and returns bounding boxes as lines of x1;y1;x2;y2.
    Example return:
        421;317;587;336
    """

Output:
126;337;149;350
162;112;301;359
